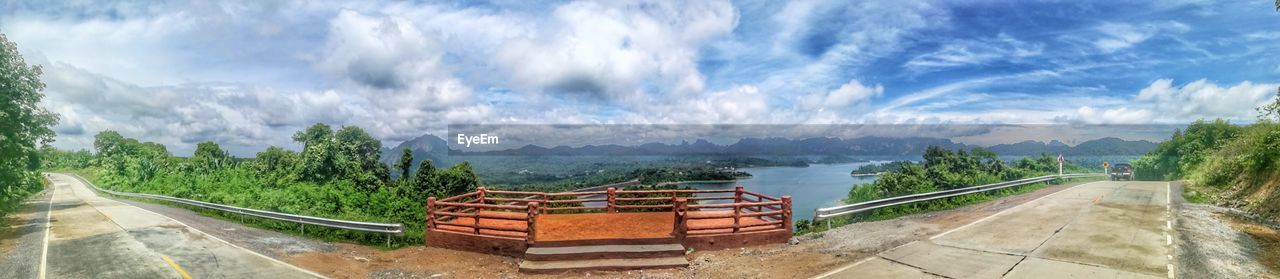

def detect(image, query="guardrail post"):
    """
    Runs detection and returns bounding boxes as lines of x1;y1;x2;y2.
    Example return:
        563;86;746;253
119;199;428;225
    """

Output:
782;196;793;233
477;187;486;204
607;187;616;213
734;186;743;204
672;197;688;240
527;202;539;245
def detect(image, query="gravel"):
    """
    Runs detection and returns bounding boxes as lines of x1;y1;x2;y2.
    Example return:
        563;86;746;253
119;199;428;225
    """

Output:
1171;180;1278;279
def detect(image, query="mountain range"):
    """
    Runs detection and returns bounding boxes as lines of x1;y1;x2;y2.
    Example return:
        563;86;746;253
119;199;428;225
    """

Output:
380;134;1156;166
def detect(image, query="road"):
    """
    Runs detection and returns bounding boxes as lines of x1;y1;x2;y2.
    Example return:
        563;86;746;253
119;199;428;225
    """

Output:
0;173;321;279
816;180;1173;279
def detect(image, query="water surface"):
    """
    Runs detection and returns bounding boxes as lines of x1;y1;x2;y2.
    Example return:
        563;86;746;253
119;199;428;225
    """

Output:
683;162;882;222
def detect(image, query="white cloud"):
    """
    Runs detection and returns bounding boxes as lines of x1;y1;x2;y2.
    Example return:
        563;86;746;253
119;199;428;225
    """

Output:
1093;22;1154;53
1066;106;1155;124
753;0;946;98
1058;79;1278;125
317;9;444;90
801;79;883;109
492;1;737;100
904;33;1043;72
1134;79;1278;121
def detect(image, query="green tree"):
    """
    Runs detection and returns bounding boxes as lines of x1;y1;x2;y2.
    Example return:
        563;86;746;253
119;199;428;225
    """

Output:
1260;87;1280;122
334;126;388;190
410;159;438;197
253;146;297;175
395;148;413;184
436;161;479;197
294;123;338;182
191;141;231;173
0;32;59;212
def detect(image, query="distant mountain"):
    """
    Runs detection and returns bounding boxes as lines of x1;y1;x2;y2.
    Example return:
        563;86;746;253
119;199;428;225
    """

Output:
987;137;1156;156
380;134;451;174
456;136;974;156
383;134;1157;170
1066;137;1157;155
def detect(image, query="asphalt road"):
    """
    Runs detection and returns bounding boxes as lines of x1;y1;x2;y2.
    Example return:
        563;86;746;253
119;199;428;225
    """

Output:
816;180;1174;279
0;173;322;279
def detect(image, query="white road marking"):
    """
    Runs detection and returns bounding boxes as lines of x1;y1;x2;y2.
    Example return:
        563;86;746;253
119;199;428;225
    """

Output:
38;179;56;279
809;254;879;279
1166;182;1175;279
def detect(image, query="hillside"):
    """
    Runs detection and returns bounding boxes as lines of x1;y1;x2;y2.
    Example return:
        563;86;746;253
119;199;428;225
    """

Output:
1133;120;1280;222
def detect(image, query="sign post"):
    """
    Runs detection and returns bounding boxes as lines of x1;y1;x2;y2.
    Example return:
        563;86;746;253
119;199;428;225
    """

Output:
1056;154;1065;176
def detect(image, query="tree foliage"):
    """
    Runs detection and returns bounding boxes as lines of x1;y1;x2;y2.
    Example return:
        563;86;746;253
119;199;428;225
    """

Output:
58;124;481;246
833;146;1088;227
1;33;59;214
1131;119;1241;181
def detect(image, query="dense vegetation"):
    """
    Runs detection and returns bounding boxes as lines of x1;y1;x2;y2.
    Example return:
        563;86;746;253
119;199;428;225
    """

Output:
850;160;914;175
0;33;59;215
49;124;480;246
796;147;1091;234
1131;118;1280;221
632;167;749;184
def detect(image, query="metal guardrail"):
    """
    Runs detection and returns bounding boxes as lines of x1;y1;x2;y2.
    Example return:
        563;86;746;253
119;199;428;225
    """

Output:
813;173;1105;222
61;173;404;236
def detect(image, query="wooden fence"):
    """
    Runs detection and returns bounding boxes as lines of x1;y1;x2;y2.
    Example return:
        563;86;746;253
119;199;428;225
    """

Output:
426;186;792;244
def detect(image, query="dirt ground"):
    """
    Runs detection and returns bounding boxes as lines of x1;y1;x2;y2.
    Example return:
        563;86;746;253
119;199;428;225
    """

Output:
271;181;1085;278
1171;179;1280;279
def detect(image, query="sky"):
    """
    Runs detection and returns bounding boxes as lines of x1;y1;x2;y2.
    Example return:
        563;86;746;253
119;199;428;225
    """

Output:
1;0;1277;156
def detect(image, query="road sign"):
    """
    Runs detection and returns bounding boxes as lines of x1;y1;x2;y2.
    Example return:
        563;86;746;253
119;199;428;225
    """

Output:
1057;154;1064;175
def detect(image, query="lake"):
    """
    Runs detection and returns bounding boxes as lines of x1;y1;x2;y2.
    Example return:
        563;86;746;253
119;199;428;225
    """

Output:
682;162;883;223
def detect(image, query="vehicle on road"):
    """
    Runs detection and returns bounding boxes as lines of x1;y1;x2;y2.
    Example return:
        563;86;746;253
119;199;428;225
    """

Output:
1109;163;1133;181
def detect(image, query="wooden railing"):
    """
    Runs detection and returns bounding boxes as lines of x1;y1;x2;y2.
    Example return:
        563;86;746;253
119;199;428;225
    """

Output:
426;185;792;244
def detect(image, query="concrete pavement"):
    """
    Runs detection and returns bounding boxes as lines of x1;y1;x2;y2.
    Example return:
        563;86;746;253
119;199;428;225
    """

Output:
35;173;321;278
0;187;51;279
816;181;1173;279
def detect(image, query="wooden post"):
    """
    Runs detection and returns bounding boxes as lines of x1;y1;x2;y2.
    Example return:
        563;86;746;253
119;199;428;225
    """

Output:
425;197;436;245
672;197;688;239
540;193;549;215
527;202;539;245
734;186;744;204
477;187;486;204
426;197;436;229
782;196;793;233
733;203;741;233
607;187;617;213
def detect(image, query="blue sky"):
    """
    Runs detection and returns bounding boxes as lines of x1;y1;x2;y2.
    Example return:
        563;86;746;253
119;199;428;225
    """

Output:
1;0;1277;156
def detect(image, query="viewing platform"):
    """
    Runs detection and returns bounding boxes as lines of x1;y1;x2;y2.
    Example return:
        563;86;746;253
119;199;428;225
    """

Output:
424;186;793;273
